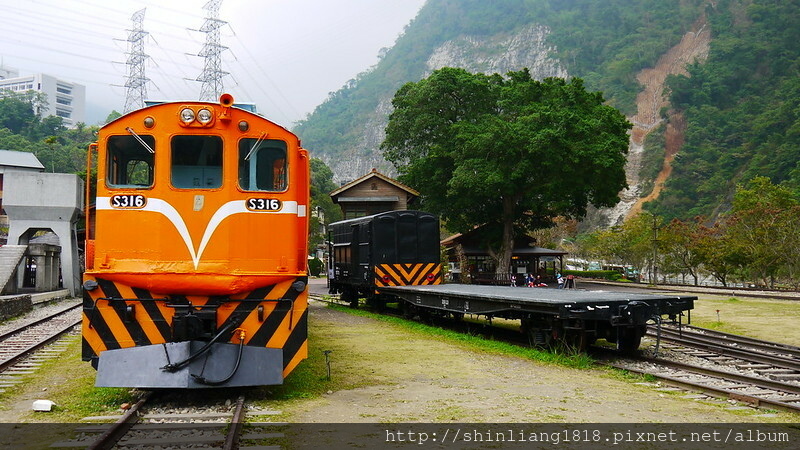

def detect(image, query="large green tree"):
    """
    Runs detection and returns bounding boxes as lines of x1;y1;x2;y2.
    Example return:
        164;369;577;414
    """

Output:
308;158;342;253
727;176;800;288
381;67;631;274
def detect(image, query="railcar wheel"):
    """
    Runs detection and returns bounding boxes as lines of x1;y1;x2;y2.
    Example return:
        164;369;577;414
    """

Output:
366;295;385;311
617;327;644;354
341;289;358;308
402;302;417;319
557;331;590;352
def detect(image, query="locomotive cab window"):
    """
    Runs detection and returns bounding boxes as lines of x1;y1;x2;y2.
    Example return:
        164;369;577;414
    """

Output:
171;135;223;189
106;135;155;188
238;139;287;191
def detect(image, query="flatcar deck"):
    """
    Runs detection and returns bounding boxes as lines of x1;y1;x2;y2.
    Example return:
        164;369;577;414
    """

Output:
378;284;694;329
380;284;695;305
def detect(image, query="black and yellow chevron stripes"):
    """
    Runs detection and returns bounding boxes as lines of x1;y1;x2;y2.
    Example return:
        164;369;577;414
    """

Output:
374;263;442;287
81;276;308;378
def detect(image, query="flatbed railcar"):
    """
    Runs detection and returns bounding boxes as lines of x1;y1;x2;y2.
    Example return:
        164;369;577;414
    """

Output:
378;284;695;351
327;210;693;351
82;94;309;388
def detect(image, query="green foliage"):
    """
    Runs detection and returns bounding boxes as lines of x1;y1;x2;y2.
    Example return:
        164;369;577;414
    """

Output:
0;94;97;174
544;0;706;115
582;177;800;288
308;158;341;253
638;124;667;198
382;68;630;274
308;257;324;277
0;92;40;136
725;176;800;287
293;0;800;222
104;110;122;124
586;212;657;274
649;0;800;219
295;0;704;163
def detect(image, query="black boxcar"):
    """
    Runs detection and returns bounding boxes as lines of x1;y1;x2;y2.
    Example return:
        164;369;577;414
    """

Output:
327;210;442;306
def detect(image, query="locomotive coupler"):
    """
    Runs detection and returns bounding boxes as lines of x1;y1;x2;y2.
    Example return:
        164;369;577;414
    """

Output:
171;304;218;341
613;300;651;326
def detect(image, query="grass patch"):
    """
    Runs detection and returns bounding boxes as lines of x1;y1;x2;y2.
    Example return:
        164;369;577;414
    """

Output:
261;343;356;401
692;320;734;332
606;367;660;384
327;303;594;369
686;294;800;343
10;335;138;422
0;334;139;448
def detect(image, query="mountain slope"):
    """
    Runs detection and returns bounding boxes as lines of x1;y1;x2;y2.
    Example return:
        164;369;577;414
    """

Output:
294;0;799;223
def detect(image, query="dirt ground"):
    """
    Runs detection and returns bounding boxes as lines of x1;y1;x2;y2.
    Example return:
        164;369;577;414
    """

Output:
281;282;793;423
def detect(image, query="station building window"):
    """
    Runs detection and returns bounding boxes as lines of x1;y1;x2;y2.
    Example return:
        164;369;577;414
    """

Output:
171;135;223;189
107;135;155;188
238;138;287;191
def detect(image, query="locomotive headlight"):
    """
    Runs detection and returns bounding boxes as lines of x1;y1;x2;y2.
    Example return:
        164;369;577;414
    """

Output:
197;108;213;124
180;108;195;123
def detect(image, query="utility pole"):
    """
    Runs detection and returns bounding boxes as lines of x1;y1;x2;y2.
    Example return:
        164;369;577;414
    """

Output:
196;0;229;101
123;8;149;113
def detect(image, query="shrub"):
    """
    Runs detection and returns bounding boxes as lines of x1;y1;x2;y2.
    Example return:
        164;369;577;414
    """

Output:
308;257;324;277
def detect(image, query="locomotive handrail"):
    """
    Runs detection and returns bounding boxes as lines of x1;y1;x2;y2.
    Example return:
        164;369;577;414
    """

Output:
92;296;297;329
93;296;296;304
85;142;97;247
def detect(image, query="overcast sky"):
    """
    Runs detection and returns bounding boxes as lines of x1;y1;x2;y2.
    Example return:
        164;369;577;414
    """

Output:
0;0;426;127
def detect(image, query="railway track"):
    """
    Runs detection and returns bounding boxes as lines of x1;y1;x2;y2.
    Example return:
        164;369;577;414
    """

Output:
605;352;800;414
646;324;800;382
597;323;800;414
52;393;285;449
0;301;82;374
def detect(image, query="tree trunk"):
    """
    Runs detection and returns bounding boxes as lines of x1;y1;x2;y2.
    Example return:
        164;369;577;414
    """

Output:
494;197;517;278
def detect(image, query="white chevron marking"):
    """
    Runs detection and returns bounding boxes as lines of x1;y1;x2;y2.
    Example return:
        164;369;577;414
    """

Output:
97;197;302;269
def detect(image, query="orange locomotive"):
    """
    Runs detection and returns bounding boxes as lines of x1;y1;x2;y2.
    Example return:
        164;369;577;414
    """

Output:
82;94;309;388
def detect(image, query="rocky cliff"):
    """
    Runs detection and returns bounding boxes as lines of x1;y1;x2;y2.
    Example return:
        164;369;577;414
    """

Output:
323;19;711;228
322;24;568;184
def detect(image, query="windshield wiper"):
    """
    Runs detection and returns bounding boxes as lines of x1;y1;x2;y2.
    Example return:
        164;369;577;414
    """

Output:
245;132;268;161
126;127;155;153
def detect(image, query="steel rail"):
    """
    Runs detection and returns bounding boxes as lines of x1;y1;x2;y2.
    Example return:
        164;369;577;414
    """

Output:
0;318;82;372
633;356;800;395
608;359;800;414
660;323;800;355
87;392;151;450
223;395;247;450
646;327;800;371
0;302;81;342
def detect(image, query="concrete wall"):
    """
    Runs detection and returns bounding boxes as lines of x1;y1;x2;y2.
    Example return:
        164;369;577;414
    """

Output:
4;172;83;296
0;294;32;320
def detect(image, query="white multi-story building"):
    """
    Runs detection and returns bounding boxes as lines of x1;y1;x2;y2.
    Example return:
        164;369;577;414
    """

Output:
0;67;86;127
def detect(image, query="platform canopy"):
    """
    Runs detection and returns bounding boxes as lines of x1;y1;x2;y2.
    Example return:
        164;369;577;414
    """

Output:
442;225;567;284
